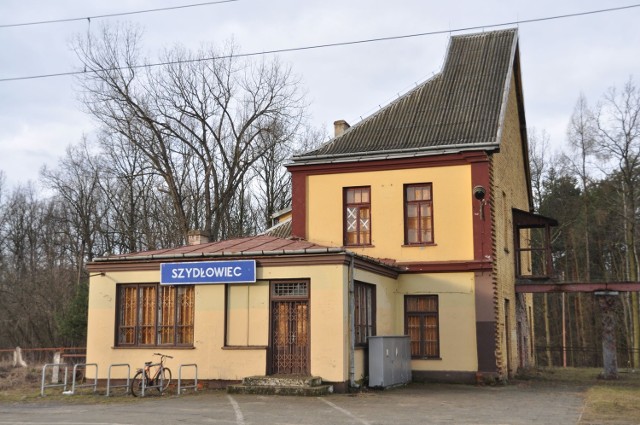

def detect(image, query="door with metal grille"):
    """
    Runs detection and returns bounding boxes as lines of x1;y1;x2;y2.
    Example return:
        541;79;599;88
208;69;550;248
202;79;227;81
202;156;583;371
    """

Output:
270;281;309;375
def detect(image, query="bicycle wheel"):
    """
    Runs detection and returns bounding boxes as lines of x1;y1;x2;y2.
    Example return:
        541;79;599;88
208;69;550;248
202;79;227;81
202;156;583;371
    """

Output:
130;371;146;397
159;368;172;393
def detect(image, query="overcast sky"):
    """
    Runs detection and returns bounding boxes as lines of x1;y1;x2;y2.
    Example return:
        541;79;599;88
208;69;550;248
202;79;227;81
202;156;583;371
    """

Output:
1;0;639;190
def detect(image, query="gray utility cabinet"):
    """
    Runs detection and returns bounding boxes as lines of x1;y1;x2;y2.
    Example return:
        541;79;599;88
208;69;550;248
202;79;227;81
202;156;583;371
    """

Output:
368;335;412;388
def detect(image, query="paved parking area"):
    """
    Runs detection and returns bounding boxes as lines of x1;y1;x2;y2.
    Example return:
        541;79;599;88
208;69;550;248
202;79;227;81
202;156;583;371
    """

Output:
0;383;585;425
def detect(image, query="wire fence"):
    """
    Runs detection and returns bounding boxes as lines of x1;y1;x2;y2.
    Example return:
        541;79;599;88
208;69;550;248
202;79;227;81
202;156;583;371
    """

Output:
0;347;86;366
2;345;637;371
535;346;640;369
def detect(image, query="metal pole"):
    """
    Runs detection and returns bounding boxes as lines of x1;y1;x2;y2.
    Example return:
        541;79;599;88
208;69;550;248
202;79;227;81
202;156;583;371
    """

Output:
562;292;567;368
348;253;357;389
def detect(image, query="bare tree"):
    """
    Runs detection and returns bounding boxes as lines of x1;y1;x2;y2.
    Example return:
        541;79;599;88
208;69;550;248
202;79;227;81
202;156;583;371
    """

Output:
251;123;324;231
0;184;77;347
74;24;306;242
565;94;597;281
563;94;598;356
528;128;553;211
41;139;105;268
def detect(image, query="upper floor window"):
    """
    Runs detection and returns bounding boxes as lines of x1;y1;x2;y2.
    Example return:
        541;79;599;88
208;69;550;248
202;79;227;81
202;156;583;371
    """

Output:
344;186;371;246
405;183;433;245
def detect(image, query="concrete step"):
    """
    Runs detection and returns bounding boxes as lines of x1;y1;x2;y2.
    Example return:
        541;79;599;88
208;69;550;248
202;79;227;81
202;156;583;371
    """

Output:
227;383;333;396
241;375;323;387
227;375;332;396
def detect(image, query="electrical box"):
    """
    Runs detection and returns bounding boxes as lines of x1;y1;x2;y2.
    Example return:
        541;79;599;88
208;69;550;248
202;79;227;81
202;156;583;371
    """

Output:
368;335;412;388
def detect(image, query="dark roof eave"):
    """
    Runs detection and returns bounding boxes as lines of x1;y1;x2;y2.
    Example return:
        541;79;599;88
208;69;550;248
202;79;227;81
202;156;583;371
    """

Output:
287;141;500;167
88;247;401;274
90;247;348;263
512;208;559;227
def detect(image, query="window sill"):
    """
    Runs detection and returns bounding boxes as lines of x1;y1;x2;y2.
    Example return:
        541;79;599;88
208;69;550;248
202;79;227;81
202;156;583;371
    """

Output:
344;244;375;248
112;346;195;349
411;357;442;360
402;243;437;247
222;345;267;350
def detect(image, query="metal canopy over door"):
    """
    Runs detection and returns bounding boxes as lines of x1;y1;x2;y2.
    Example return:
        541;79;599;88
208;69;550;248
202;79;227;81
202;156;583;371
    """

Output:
270;281;309;375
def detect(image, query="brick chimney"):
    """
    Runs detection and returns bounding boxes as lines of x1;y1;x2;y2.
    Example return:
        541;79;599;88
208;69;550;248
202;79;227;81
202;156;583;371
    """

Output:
334;120;350;137
187;230;209;245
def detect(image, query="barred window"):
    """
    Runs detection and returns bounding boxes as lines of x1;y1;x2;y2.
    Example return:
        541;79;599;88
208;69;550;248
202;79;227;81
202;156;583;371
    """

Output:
405;295;439;358
272;281;308;298
117;284;194;347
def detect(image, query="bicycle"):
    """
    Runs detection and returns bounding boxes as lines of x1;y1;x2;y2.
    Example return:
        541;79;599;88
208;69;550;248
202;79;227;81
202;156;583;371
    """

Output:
130;353;173;397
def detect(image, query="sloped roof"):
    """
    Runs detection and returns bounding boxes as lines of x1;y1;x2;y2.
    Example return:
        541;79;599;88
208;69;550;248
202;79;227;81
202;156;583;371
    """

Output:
92;235;334;262
89;234;399;277
261;219;292;239
290;29;519;165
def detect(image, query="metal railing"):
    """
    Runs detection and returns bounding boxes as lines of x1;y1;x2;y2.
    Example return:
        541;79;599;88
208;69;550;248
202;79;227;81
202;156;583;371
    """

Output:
178;363;198;395
67;363;98;395
40;363;69;396
1;347;86;365
106;363;130;396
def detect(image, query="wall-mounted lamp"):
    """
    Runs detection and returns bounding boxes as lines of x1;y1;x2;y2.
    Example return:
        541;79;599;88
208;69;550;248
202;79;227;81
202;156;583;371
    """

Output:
473;185;486;200
473;185;487;220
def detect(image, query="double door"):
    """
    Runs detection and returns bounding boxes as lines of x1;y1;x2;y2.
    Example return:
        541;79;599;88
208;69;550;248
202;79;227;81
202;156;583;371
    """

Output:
270;281;309;375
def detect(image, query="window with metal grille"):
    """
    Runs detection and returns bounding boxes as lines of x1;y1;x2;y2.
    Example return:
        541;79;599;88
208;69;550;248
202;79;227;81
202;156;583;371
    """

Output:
272;281;308;298
116;283;194;347
405;295;439;358
344;186;371;246
354;282;376;346
404;183;433;245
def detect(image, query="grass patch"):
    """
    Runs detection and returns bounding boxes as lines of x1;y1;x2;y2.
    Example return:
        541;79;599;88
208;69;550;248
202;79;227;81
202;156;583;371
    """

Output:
583;386;640;423
518;367;640;424
0;362;43;401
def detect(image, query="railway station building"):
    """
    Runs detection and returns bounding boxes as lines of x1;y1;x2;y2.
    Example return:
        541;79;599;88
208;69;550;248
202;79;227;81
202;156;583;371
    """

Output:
86;28;554;391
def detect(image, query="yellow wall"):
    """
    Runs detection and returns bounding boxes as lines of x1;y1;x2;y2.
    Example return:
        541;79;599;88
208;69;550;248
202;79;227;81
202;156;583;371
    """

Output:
397;272;478;372
87;265;501;382
354;267;397;337
87;263;351;383
307;165;474;262
261;264;348;381
276;210;292;223
226;283;269;346
87;260;480;384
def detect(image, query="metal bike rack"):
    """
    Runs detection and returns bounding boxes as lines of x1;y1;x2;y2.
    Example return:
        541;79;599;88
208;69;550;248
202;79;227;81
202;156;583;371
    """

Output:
40;363;69;396
140;362;163;397
178;363;198;395
66;363;98;395
106;363;131;396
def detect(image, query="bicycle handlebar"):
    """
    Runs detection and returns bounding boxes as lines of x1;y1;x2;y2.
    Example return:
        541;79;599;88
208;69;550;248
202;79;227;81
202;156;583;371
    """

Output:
153;352;174;359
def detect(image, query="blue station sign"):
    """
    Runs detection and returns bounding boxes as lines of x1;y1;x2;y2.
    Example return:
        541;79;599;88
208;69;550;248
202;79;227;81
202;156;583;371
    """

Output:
160;260;256;285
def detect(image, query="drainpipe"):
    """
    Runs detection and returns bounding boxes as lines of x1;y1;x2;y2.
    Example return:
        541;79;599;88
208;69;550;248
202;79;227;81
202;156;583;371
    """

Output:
348;252;359;389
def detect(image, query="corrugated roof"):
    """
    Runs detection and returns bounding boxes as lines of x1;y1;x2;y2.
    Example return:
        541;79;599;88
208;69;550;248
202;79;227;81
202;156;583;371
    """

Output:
261;219;292;239
97;235;331;260
91;235;401;275
290;29;518;164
